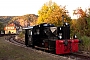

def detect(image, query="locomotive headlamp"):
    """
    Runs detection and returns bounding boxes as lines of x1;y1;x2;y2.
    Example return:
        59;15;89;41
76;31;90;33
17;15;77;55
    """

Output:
59;35;62;39
75;35;77;39
39;25;40;27
65;22;68;25
30;31;32;35
73;34;77;39
60;27;61;30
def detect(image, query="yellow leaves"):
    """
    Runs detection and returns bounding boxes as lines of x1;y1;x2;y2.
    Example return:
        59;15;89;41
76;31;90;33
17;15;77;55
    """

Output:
71;19;77;25
71;19;78;32
37;0;71;26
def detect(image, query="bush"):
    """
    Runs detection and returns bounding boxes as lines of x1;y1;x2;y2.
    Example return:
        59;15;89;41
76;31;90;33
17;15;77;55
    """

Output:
18;31;24;39
79;36;90;52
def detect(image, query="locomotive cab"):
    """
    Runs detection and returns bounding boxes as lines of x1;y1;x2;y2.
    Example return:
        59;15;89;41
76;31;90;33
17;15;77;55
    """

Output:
32;23;57;50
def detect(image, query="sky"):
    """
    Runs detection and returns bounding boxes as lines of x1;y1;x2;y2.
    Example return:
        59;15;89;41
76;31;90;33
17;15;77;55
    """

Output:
0;0;90;19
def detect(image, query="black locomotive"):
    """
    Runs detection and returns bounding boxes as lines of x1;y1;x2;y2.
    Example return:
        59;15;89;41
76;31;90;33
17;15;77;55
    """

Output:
24;23;80;54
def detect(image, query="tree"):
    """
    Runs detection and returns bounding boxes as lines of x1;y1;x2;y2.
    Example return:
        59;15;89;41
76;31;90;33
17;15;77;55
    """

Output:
85;8;90;36
73;7;86;18
37;0;71;26
0;22;4;31
71;19;77;33
73;7;90;36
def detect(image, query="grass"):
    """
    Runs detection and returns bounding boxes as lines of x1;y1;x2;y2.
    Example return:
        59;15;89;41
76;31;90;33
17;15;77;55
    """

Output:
0;37;58;60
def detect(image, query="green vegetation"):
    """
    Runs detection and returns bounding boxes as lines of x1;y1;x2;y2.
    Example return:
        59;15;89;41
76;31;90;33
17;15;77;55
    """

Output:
0;22;4;31
0;16;14;26
79;36;90;52
18;31;25;39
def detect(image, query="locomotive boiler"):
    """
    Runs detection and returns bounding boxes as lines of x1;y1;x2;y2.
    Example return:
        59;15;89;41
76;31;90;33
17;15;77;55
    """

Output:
24;23;80;54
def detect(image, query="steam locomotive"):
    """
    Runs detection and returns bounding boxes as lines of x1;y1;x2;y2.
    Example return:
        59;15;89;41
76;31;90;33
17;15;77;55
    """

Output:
24;22;80;54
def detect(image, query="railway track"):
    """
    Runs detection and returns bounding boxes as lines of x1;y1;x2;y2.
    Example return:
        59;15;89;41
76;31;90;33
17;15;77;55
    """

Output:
61;53;90;60
5;35;90;60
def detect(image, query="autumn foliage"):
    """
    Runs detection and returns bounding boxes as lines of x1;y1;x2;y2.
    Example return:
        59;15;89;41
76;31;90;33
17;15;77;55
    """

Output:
72;7;90;36
37;0;71;26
